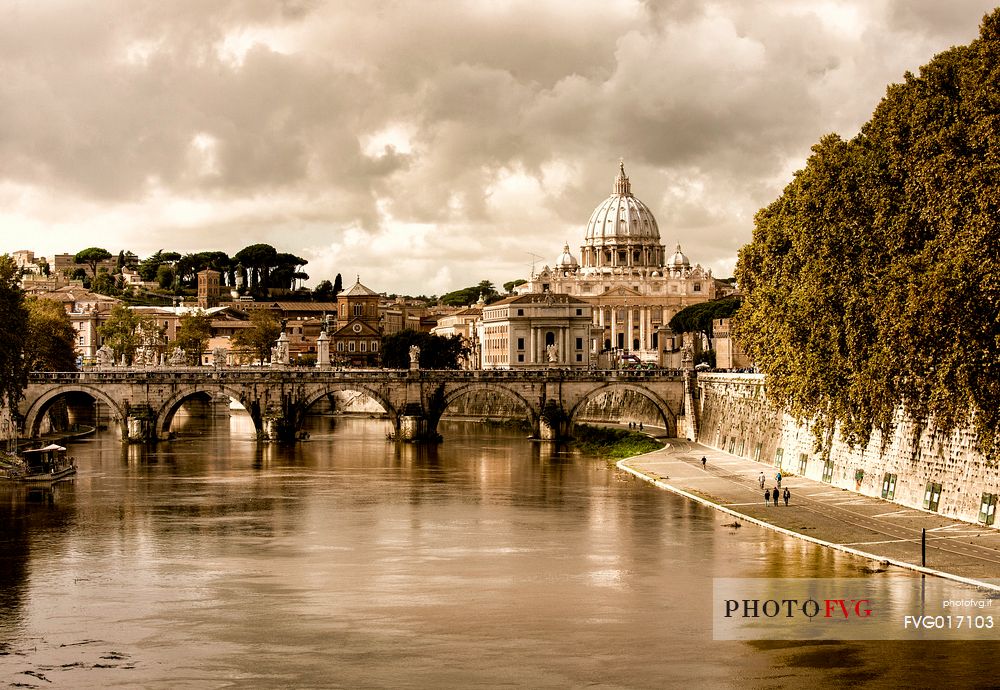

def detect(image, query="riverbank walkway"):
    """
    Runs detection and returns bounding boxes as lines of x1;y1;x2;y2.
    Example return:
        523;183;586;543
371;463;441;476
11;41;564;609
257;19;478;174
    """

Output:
620;439;1000;590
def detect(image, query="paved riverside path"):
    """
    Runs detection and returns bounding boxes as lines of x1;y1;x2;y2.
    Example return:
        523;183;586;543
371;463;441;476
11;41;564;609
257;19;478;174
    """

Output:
620;440;1000;589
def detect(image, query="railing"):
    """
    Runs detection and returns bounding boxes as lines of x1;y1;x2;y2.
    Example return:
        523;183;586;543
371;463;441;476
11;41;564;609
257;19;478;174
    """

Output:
27;367;688;385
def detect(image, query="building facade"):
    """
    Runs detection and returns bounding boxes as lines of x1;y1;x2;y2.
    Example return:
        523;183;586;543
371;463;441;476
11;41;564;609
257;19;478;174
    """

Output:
515;162;730;366
329;278;382;366
478;293;594;369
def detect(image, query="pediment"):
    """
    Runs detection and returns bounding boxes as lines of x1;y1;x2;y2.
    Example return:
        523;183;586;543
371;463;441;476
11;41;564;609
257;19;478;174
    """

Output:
331;319;380;337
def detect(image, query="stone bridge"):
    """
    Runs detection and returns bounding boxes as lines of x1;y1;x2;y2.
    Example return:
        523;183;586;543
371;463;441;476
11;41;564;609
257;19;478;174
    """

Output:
22;368;690;443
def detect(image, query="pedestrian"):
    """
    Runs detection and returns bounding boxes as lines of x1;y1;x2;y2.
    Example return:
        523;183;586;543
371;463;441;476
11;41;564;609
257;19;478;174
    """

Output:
639;422;643;431
783;487;790;506
758;472;765;489
776;472;782;489
764;488;771;506
701;456;707;468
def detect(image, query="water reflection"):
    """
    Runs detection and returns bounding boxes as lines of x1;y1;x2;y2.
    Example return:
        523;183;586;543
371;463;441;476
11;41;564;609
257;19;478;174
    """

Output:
0;415;997;687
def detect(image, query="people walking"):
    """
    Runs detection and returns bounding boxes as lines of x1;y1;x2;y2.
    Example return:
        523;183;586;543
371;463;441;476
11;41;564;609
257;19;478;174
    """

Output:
783;487;790;506
758;472;765;489
764;488;771;506
776;472;782;489
701;456;707;468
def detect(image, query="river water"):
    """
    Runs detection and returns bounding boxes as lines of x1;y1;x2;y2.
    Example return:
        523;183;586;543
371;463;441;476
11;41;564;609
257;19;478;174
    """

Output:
1;411;998;688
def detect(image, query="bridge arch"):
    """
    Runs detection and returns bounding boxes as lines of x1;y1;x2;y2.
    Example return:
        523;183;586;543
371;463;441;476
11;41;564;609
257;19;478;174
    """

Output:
22;385;128;439
156;384;262;439
300;383;399;419
438;383;539;430
566;383;677;436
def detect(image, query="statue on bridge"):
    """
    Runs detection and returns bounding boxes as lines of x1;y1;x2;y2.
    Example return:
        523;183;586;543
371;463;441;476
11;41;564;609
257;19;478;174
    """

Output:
96;345;114;368
168;347;187;366
212;347;229;367
133;346;156;368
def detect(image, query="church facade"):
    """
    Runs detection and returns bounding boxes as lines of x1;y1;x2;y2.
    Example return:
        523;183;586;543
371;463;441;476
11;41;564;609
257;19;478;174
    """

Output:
515;162;728;366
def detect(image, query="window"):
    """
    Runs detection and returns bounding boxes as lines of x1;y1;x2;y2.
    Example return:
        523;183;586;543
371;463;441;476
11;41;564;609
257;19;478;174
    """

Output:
774;448;784;467
517;309;524;316
518;354;524;362
337;342;344;351
822;458;834;483
979;494;997;526
576;309;582;316
353;304;362;316
349;341;355;352
923;482;942;511
545;332;555;346
372;341;378;352
797;453;808;475
517;338;524;350
360;342;366;352
575;338;583;350
576;354;582;362
693;283;702;292
881;473;897;500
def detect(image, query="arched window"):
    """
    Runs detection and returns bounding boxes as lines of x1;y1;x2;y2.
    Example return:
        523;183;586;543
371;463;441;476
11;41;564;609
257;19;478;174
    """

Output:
545;332;555;347
349;341;355;352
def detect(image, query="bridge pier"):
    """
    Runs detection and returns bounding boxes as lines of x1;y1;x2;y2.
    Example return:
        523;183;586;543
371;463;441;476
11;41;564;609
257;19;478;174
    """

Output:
536;400;570;441
126;405;157;444
260;397;306;443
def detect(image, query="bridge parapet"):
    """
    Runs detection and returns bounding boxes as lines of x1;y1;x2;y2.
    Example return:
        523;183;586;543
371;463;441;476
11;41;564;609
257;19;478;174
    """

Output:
28;368;687;385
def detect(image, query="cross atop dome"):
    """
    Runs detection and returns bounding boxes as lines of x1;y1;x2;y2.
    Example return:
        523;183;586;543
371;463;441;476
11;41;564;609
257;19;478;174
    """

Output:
613;159;632;196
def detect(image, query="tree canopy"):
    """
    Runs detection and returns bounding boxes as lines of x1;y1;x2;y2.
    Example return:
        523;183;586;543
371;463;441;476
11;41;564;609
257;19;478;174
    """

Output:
381;330;468;369
24;298;77;372
232;310;282;364
440;280;500;306
0;256;29;413
99;305;151;365
74;247;112;277
733;10;1000;460
667;296;742;343
175;311;213;365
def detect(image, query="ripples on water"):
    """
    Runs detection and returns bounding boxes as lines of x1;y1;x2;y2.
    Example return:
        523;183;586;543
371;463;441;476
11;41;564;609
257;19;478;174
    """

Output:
1;411;998;688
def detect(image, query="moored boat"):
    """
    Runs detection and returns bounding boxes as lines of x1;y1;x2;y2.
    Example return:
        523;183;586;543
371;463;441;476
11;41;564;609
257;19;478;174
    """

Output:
2;444;76;484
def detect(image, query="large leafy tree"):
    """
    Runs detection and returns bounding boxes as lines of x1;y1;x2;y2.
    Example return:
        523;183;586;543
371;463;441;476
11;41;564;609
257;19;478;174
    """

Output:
233;243;278;292
138;250;181;282
0;255;29;413
734;10;1000;460
99;305;149;365
24;298;77;372
381;330;468;369
175;311;214;365
74;247;112;277
232;310;282;364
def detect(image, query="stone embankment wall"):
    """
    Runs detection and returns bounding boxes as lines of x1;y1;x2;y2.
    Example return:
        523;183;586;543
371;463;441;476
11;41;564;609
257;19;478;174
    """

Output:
696;373;999;527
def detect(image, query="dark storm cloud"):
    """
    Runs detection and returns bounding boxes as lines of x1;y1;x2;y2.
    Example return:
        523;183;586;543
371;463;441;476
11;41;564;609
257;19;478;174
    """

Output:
0;0;996;293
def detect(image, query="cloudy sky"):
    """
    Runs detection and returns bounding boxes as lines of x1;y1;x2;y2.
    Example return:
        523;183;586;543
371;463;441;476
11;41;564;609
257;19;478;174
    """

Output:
0;0;996;296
